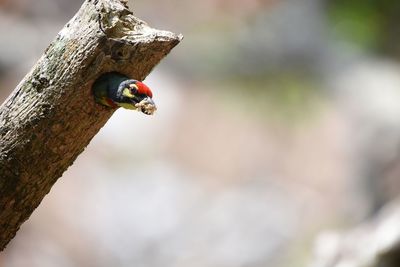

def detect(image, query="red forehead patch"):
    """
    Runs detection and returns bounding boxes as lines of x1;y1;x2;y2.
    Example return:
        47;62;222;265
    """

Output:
136;81;153;98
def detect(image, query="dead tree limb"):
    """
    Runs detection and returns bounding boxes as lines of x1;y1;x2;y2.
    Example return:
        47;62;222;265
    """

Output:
0;0;182;250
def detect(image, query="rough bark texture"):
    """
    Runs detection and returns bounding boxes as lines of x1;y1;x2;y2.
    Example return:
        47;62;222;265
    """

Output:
0;0;182;251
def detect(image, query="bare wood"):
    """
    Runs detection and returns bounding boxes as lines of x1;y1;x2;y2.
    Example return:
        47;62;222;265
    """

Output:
0;0;182;250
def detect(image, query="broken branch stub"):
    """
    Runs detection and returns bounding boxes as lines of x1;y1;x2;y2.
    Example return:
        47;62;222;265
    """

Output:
0;0;182;250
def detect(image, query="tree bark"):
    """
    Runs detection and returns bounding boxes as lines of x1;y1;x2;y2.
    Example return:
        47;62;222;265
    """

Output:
0;0;182;251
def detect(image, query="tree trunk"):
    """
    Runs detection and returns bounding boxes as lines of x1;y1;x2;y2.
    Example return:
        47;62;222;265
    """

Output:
0;0;182;251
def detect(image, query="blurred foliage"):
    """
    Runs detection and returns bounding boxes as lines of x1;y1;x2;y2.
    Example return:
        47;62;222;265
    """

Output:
328;0;400;57
215;72;323;124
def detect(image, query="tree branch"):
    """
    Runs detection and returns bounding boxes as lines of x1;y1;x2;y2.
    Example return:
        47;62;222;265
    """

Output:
0;0;182;250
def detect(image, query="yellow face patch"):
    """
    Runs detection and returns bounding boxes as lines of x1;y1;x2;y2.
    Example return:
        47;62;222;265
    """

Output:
122;87;135;98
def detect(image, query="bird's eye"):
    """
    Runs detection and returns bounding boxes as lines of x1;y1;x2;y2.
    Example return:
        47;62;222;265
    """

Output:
129;83;138;94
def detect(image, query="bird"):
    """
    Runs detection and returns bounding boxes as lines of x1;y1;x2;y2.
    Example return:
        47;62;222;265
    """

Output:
92;72;156;115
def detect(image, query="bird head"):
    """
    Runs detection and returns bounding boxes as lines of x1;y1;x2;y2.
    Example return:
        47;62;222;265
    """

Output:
117;80;157;115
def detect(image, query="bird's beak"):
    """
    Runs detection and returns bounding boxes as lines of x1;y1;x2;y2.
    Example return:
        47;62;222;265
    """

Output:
135;96;157;115
144;97;155;106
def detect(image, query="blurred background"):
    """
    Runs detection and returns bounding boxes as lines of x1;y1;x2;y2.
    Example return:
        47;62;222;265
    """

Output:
1;0;400;266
